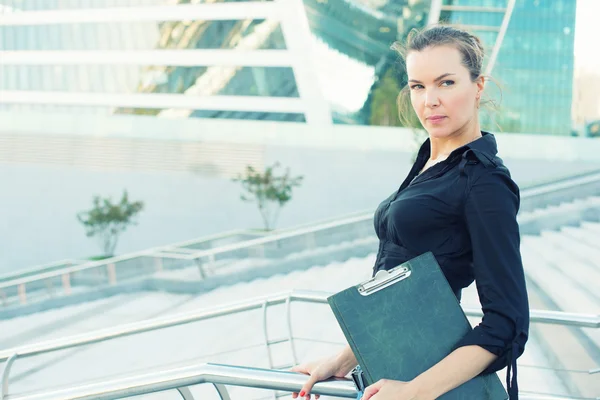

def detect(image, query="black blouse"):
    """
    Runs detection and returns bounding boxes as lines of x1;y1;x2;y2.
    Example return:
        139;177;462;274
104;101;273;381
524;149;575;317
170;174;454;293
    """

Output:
372;132;529;400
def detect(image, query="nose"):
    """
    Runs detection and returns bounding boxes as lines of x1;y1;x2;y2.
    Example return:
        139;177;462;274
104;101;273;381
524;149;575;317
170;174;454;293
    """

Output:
424;88;440;108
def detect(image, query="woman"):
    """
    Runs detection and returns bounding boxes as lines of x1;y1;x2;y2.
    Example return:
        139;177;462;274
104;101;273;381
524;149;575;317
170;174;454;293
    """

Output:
291;25;530;400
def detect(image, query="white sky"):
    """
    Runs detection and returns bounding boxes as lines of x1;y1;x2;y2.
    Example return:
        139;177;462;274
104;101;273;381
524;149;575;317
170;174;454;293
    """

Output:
574;0;600;69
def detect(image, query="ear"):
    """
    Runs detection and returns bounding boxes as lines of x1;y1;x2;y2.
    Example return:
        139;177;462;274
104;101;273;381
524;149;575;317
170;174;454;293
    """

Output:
475;75;485;96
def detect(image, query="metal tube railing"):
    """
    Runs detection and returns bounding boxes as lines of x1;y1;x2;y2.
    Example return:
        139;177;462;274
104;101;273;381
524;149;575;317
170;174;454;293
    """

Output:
0;291;321;362
2;168;599;301
0;229;257;291
0;214;373;293
519;169;600;198
2;291;598;397
0;260;84;284
1;290;598;364
1;362;589;400
4;363;355;400
0;172;598;397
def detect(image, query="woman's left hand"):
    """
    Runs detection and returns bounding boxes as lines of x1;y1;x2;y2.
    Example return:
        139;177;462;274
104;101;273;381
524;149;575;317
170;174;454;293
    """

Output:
361;379;424;400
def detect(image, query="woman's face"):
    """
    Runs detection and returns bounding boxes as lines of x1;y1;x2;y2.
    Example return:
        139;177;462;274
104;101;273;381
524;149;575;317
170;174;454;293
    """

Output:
406;45;484;139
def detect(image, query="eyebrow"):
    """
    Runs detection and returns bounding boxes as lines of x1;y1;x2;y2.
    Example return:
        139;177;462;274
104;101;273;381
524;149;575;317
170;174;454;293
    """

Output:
408;73;456;84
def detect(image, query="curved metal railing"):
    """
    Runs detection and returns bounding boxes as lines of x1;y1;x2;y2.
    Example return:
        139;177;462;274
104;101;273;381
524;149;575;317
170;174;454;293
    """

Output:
0;213;375;309
1;290;598;400
1;290;597;363
1;362;593;400
3;363;354;400
2;168;600;310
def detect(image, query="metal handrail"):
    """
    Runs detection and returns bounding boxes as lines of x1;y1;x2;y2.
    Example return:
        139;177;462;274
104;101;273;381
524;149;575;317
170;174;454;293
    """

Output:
520;169;600;198
3;168;600;293
0;260;83;283
150;213;375;261
1;354;17;400
0;229;257;290
5;363;356;400
1;290;597;363
0;291;317;362
0;229;255;283
1;362;589;400
0;214;373;290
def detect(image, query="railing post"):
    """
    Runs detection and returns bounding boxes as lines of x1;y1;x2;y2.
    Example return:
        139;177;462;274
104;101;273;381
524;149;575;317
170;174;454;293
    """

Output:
154;257;163;272
45;278;55;298
17;284;26;305
107;263;117;285
286;295;298;366
249;244;265;259
177;386;195;400
1;353;18;400
61;273;72;295
176;384;231;400
194;258;207;279
206;254;215;275
261;300;274;369
212;383;232;400
305;231;316;250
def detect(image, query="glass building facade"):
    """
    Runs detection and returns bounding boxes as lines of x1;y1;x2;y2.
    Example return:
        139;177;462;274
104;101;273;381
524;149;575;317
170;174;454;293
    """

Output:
0;0;431;125
440;0;577;135
0;0;577;134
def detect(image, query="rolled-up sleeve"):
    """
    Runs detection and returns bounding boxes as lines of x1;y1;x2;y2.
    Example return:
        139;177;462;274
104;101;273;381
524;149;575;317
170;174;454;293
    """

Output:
455;169;530;399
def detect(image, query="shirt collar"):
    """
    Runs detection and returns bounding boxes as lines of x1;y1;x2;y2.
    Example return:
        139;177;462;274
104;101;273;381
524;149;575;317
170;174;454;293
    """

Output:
416;131;498;162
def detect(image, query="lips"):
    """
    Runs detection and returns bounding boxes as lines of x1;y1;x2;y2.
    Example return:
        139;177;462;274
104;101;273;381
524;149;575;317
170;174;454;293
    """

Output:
427;115;446;121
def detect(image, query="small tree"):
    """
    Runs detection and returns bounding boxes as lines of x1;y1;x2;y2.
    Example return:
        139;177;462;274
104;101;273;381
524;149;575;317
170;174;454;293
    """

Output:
77;190;144;257
233;162;303;231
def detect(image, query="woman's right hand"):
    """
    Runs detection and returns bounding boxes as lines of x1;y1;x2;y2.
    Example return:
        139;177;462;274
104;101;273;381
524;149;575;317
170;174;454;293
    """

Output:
290;357;351;400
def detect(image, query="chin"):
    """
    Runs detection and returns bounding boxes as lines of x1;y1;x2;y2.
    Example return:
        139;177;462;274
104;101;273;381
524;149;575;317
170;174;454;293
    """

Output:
425;125;455;139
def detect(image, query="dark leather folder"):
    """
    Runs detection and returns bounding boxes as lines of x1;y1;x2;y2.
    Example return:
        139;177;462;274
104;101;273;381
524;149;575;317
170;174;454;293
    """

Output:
327;252;508;399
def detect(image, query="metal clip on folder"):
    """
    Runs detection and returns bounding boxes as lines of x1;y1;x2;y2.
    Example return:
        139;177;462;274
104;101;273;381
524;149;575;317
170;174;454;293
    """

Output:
358;266;411;296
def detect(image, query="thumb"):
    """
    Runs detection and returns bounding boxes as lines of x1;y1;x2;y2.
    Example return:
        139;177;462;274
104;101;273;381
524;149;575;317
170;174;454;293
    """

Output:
298;375;319;398
290;364;310;374
361;379;386;400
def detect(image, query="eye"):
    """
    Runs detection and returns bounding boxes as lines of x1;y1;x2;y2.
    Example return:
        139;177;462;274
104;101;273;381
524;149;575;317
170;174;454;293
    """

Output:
440;80;455;87
410;84;424;90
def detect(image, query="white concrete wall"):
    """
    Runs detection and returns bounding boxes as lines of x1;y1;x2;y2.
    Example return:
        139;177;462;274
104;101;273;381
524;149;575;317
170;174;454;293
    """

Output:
2;112;600;161
1;112;599;274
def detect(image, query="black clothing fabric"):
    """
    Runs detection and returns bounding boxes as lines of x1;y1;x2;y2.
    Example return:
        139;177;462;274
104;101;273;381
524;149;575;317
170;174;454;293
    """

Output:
372;131;529;400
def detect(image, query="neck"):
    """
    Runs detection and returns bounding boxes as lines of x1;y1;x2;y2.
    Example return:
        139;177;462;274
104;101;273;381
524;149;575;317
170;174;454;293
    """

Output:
429;123;482;160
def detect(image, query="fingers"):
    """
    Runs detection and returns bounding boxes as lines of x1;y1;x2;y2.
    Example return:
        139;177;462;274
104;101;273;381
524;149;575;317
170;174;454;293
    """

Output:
292;388;319;400
361;387;379;400
290;364;309;399
293;393;319;400
290;362;325;400
291;391;318;399
297;375;318;400
361;379;386;400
